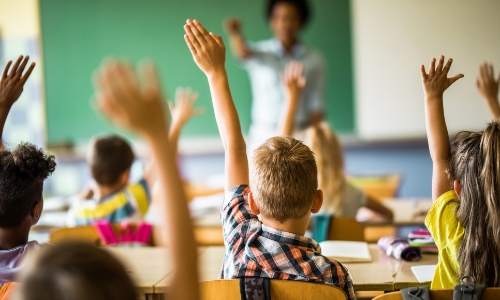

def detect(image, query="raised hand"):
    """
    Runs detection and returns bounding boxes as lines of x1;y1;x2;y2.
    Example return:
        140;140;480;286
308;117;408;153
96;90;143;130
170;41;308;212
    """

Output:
283;61;306;99
168;87;204;128
184;19;226;77
0;55;36;108
224;18;242;36
477;62;500;102
420;55;464;99
93;60;168;138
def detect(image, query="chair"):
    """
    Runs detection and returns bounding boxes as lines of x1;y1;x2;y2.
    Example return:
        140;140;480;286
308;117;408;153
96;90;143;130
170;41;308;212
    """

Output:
348;174;401;199
200;279;347;300
49;224;224;246
0;282;18;300
372;288;500;300
327;217;365;242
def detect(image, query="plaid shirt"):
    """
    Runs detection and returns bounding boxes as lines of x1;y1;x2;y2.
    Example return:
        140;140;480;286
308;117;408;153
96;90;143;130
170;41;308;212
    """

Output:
220;185;356;300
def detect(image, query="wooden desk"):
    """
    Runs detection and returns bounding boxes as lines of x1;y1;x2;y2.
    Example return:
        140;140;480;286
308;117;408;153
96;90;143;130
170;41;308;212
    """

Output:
344;244;401;291
394;253;438;290
107;247;172;300
362;199;433;227
107;247;207;300
155;244;401;293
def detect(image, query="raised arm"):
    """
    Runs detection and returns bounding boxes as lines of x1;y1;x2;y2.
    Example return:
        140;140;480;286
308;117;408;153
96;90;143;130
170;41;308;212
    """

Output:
93;60;199;300
420;56;464;200
0;55;36;145
184;19;248;190
142;87;203;189
223;18;252;60
476;62;500;120
279;61;306;136
168;87;204;154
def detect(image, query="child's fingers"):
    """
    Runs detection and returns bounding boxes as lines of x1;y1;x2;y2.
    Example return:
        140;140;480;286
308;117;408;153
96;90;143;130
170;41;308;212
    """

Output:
2;60;12;80
435;55;444;76
13;56;30;81
442;58;453;75
175;86;185;104
488;63;494;79
184;25;201;51
193;19;212;40
448;73;464;85
8;56;23;78
420;65;428;80
167;100;175;114
184;34;197;55
113;63;140;104
20;62;36;85
186;20;207;45
139;61;161;101
429;58;436;77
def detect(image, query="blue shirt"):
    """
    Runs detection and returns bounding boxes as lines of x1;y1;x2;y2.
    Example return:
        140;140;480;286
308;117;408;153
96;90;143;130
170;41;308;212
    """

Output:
242;38;326;131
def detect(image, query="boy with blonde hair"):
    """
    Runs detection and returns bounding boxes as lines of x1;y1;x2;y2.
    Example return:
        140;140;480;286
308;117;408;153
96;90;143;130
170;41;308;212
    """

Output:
183;19;355;299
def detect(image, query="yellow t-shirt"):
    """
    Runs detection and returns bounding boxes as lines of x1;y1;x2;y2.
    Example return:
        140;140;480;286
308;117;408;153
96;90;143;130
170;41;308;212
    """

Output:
424;190;464;289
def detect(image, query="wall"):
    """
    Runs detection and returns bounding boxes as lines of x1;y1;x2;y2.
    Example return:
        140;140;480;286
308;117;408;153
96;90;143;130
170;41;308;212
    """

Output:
352;0;500;140
0;0;45;146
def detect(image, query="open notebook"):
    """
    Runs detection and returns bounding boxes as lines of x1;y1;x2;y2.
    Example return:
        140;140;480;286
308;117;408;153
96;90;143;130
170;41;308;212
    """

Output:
319;241;373;263
411;265;437;283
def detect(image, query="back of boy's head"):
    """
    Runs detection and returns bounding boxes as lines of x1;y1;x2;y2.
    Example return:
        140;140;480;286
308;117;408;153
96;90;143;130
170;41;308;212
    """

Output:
304;123;346;212
0;143;56;228
16;241;137;300
88;135;134;186
250;136;317;223
450;120;500;286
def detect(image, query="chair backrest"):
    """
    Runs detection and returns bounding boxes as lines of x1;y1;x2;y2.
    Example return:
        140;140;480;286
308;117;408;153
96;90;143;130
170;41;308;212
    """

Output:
49;224;157;246
200;279;347;300
349;174;401;199
328;217;365;242
0;282;19;300
373;288;500;300
49;224;225;246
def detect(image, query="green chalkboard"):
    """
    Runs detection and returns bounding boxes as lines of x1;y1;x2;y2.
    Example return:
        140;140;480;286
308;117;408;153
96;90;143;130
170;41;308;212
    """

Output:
40;0;354;144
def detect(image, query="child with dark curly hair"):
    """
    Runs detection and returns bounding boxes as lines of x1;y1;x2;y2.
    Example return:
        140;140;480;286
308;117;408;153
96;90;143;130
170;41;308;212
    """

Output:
0;55;56;284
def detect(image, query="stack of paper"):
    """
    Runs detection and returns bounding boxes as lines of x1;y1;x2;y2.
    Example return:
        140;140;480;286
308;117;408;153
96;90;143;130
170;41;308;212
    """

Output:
411;265;437;283
319;241;373;263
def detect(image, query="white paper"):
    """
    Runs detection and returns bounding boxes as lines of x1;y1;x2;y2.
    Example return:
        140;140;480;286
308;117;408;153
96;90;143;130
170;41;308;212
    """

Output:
319;241;372;262
411;265;437;283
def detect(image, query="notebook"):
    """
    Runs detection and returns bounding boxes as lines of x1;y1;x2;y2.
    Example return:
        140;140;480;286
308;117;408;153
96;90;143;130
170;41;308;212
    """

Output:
411;265;437;283
319;241;373;263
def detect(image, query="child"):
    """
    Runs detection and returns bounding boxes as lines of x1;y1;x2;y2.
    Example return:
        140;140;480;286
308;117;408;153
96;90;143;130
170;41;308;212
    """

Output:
66;87;202;226
476;62;500;120
184;20;355;299
421;55;500;287
0;55;55;284
16;241;137;300
280;61;393;219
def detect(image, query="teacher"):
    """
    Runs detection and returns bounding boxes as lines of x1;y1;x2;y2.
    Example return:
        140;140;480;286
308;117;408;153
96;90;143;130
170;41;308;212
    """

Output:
224;0;325;150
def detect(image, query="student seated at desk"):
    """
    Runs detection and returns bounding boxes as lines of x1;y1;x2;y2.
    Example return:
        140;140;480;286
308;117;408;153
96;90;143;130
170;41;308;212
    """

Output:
0;56;54;284
17;59;201;299
183;20;355;299
66;87;202;226
280;61;394;220
421;56;500;288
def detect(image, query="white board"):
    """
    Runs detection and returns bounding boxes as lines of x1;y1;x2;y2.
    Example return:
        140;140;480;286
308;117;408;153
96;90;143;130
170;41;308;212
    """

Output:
352;0;500;140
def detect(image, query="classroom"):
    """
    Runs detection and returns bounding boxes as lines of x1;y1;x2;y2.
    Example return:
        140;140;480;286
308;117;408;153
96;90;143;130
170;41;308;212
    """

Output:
0;0;499;299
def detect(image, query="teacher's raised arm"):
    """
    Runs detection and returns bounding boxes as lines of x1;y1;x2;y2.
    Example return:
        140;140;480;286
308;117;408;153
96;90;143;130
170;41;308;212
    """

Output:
223;0;326;151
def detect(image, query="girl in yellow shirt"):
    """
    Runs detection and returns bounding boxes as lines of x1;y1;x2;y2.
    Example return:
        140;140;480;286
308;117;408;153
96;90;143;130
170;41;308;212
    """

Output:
421;56;500;288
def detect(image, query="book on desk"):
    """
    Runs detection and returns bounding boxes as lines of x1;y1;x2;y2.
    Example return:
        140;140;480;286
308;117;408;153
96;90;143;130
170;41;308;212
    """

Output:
319;241;373;263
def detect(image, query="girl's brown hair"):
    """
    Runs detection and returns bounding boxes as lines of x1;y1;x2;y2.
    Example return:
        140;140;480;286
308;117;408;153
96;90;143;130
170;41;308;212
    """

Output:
16;241;137;300
450;121;500;286
304;122;346;214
